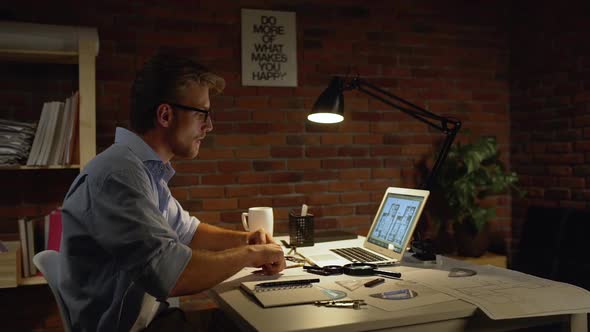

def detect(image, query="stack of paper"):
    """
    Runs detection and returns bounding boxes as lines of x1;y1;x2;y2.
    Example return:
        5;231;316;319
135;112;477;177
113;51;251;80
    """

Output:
0;119;36;165
406;257;590;319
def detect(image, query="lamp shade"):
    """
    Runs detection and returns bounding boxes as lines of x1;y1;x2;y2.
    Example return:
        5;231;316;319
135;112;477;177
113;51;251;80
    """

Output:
308;77;344;123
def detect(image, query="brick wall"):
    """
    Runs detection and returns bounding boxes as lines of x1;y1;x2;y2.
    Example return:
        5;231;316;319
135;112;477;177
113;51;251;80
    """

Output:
510;1;590;251
0;1;510;330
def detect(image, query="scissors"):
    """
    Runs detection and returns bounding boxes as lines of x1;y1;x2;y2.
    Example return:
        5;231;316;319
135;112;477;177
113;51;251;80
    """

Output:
304;262;401;279
284;242;315;266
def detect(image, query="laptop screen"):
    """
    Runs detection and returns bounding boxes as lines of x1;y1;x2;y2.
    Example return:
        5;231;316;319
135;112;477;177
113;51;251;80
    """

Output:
366;192;425;253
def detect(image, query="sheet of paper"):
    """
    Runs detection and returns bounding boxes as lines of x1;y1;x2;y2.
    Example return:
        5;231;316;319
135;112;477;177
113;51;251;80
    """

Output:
351;279;456;312
324;277;456;312
406;258;590;320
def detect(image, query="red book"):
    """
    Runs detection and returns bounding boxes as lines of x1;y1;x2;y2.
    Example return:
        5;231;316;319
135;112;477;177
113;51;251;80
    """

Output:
47;209;62;251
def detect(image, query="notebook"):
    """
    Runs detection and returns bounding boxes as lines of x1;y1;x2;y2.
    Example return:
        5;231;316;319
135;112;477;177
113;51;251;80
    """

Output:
307;187;430;267
240;276;331;307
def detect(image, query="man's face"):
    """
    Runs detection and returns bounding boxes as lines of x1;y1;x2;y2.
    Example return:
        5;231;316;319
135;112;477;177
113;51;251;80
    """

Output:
167;81;213;159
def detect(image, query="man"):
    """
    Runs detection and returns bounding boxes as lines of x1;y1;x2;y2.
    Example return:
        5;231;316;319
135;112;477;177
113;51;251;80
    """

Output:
59;53;286;331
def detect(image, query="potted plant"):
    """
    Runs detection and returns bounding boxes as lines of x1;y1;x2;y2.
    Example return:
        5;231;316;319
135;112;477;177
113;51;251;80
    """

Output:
429;136;523;257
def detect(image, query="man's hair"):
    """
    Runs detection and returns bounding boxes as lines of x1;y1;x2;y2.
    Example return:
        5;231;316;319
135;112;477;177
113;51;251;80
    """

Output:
130;52;225;134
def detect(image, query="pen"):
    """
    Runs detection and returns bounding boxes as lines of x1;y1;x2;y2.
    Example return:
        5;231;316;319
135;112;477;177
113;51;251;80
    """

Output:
255;278;320;288
364;278;385;287
251;264;304;274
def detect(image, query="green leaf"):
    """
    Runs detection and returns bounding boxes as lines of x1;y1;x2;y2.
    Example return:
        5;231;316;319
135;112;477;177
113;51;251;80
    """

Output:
432;135;525;234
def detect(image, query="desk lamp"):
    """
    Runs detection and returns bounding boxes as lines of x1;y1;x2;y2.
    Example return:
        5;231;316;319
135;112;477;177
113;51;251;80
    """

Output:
308;76;462;260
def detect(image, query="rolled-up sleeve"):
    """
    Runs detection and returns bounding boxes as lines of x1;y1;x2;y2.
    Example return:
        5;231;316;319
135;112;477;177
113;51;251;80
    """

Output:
166;196;199;245
89;169;191;299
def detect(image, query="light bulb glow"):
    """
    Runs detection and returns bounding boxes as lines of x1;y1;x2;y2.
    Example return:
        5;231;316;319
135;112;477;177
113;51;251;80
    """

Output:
307;113;344;124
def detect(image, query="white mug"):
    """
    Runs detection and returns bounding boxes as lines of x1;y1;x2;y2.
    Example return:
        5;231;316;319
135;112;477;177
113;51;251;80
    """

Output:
242;207;274;236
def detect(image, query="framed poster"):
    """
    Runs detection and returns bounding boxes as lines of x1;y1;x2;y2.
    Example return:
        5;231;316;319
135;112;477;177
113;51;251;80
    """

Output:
241;9;297;87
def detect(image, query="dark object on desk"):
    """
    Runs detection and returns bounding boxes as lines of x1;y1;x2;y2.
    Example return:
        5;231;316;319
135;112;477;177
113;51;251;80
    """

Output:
304;265;343;276
370;289;417;300
364;278;385;287
255;278;320;288
314;230;357;243
410;239;436;261
289;211;314;247
304;263;402;279
448;268;477;278
314;299;367;309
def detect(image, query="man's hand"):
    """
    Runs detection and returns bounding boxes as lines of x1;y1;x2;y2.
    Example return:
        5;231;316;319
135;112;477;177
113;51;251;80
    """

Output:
246;243;286;275
247;228;276;245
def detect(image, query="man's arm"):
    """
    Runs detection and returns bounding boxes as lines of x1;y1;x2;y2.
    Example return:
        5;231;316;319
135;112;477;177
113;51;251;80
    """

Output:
190;223;276;250
169;243;285;296
190;223;247;250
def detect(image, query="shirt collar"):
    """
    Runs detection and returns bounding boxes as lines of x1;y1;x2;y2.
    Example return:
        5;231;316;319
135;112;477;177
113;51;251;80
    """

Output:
114;127;176;181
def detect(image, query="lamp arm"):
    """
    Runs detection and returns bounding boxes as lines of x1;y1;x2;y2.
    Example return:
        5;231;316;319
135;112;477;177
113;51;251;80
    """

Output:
423;126;460;189
357;85;445;131
352;78;449;128
347;77;462;189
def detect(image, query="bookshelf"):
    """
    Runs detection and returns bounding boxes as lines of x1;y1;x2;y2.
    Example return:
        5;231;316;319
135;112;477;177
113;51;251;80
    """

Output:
0;21;99;286
0;165;81;170
0;21;98;169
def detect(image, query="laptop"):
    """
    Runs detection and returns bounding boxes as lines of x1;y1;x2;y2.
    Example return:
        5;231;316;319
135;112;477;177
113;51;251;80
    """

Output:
306;187;430;267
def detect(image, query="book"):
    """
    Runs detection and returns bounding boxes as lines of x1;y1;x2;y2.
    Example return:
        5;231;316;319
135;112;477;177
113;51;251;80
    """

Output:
23;92;79;166
26;102;50;166
31;216;47;276
35;102;57;165
25;219;36;275
38;102;64;165
50;96;70;165
44;214;50;250
15;215;47;277
17;218;30;277
47;209;62;251
240;277;330;308
64;91;79;164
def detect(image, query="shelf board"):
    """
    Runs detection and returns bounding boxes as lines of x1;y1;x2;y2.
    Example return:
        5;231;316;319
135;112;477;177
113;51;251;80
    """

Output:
0;49;78;64
0;165;80;170
19;275;47;286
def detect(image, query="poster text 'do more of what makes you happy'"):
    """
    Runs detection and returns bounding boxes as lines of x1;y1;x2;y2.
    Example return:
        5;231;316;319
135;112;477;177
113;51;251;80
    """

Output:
241;9;297;87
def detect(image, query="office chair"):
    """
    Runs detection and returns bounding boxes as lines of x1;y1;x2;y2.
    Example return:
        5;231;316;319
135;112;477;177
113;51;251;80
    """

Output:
511;206;571;279
33;250;72;332
555;208;590;291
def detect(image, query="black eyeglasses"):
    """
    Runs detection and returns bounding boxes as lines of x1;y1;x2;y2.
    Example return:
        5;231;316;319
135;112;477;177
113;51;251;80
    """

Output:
163;102;211;121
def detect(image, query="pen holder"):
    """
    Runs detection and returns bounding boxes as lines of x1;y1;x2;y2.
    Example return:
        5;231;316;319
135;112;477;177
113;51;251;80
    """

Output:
289;211;314;247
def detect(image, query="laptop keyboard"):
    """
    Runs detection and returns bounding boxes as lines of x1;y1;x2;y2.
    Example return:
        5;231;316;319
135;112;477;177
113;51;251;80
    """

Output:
330;247;386;263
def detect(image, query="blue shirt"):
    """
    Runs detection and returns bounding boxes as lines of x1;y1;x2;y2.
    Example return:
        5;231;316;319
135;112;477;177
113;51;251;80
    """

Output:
60;127;198;332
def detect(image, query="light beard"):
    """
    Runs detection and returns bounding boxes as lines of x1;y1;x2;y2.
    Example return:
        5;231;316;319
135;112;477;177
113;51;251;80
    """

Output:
172;138;200;159
165;125;200;159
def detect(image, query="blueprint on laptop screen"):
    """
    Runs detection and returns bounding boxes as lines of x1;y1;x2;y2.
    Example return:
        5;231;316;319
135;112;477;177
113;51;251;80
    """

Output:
367;193;424;253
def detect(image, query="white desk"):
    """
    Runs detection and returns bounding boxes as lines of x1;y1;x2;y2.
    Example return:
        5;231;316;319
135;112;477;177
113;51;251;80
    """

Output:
209;236;588;332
